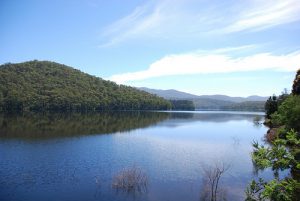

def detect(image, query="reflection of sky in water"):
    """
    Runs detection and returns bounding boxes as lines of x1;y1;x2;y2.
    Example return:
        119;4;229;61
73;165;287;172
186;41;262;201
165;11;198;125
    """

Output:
0;111;276;201
110;118;268;179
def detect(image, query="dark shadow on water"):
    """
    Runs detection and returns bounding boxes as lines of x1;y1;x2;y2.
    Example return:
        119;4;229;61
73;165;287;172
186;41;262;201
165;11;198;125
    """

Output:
0;111;170;139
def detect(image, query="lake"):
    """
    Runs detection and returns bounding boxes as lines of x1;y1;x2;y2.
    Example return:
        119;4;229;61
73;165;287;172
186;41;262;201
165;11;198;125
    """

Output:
0;111;273;201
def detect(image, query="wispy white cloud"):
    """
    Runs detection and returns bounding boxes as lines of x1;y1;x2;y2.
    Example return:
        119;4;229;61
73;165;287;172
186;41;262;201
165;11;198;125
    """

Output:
222;0;300;33
99;0;300;47
99;0;222;47
99;4;152;47
202;45;259;54
108;49;300;84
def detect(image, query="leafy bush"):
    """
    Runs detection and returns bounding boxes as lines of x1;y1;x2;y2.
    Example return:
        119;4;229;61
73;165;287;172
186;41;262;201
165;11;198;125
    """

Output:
271;95;300;131
246;130;300;200
246;178;297;201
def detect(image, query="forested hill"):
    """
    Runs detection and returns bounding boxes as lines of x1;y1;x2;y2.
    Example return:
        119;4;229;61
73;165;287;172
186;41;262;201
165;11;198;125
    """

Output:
0;61;171;111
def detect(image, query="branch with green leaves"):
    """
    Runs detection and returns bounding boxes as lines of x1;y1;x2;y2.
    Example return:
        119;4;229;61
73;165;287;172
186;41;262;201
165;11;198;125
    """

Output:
246;129;300;201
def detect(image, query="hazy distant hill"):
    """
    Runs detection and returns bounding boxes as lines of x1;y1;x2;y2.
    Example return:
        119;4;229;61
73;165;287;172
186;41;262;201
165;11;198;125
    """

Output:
139;87;268;102
0;61;172;111
139;87;266;111
191;98;234;110
198;95;268;103
139;87;199;99
222;101;266;111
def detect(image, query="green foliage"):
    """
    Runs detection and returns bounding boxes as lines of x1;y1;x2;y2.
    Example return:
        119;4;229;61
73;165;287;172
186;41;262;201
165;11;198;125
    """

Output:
277;89;290;106
252;138;294;171
245;178;266;201
247;70;300;200
246;178;297;201
0;61;172;112
286;129;300;146
262;179;297;201
265;95;278;118
247;130;300;200
270;112;282;127
170;100;195;110
265;90;290;119
252;130;300;171
271;95;300;131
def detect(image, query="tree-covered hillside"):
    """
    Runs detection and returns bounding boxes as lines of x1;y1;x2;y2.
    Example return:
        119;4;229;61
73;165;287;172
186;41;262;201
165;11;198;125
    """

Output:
0;61;171;111
222;101;265;111
191;98;264;111
170;100;195;111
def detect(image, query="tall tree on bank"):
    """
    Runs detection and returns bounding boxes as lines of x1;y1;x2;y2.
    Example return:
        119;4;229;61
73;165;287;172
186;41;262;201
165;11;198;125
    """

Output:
265;95;278;118
292;69;300;95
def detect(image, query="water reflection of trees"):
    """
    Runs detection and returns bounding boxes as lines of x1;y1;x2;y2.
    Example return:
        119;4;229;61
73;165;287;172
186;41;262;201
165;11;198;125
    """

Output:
0;111;264;139
0;111;170;139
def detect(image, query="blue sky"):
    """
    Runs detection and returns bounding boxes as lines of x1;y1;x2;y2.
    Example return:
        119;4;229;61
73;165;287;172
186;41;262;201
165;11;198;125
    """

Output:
1;0;300;96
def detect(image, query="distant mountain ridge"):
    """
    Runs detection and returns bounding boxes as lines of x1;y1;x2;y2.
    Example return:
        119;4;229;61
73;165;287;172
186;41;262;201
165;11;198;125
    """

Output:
139;87;268;102
138;87;267;111
138;87;199;100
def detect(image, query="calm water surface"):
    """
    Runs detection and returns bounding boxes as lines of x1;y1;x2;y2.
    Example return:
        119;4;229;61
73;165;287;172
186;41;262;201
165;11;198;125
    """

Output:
0;111;272;201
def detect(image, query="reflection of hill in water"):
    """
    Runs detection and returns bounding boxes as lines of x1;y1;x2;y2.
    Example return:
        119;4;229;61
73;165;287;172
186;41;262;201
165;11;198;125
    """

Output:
0;112;170;139
0;111;264;139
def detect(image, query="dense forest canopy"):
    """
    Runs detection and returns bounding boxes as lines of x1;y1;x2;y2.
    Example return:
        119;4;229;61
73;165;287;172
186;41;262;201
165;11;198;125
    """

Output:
0;61;172;112
222;101;265;111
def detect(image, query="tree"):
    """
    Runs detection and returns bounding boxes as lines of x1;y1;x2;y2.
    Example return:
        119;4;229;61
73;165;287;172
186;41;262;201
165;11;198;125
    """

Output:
292;69;300;95
265;95;278;118
271;95;300;131
0;91;3;111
